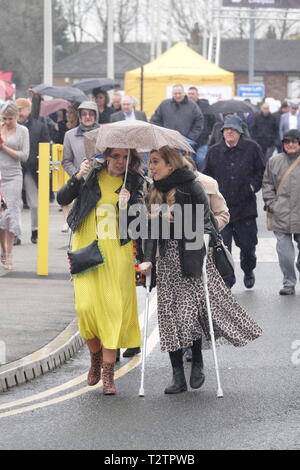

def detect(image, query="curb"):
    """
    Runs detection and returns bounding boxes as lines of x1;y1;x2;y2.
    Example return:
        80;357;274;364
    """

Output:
0;320;85;393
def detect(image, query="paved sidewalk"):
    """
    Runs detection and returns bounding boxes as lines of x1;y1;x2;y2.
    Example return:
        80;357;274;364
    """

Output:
0;203;83;392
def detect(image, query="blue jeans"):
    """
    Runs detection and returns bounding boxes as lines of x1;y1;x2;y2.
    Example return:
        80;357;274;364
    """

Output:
193;145;208;172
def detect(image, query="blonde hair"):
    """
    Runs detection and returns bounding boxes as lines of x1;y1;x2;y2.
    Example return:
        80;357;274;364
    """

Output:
1;101;19;116
147;146;194;219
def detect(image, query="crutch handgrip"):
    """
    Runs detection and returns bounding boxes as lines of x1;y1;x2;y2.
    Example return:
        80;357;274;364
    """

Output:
203;233;210;250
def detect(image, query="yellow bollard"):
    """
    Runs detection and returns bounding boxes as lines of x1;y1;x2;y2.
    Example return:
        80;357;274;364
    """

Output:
55;144;69;189
51;144;60;192
37;143;50;276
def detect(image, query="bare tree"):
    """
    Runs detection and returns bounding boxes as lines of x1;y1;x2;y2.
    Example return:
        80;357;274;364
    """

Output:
92;0;141;42
170;0;209;42
92;0;108;42
274;9;300;40
0;0;68;90
61;0;95;49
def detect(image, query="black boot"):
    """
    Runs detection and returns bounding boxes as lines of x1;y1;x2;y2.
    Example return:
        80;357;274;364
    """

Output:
115;348;120;363
164;367;187;394
190;338;205;389
164;349;187;394
31;230;38;244
123;347;141;357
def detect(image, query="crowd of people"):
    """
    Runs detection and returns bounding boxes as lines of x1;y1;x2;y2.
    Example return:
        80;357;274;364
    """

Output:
1;84;299;396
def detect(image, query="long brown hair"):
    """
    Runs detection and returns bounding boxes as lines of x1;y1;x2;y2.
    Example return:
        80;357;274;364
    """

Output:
147;146;193;217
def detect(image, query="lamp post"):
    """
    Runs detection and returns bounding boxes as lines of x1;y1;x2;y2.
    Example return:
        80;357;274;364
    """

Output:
248;11;255;84
43;0;53;86
156;0;162;57
107;0;114;79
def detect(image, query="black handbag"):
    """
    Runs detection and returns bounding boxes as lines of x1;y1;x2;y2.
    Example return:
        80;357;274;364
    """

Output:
210;213;235;281
67;209;105;277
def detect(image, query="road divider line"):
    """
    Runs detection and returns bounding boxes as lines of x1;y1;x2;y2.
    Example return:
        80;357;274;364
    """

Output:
0;325;159;420
0;294;158;413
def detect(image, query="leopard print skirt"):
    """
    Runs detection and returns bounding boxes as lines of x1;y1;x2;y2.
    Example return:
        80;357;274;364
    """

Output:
157;240;262;352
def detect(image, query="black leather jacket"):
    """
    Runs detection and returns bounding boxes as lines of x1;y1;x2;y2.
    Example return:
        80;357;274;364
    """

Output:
143;179;213;278
57;161;144;246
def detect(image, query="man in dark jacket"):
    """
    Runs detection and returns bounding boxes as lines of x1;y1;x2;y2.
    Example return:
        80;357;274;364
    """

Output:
187;87;216;171
204;115;265;288
252;102;279;162
150;84;204;143
272;101;289;153
15;98;50;244
110;95;147;122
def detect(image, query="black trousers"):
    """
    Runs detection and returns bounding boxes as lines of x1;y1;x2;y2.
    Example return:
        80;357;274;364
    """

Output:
169;339;203;367
221;216;258;287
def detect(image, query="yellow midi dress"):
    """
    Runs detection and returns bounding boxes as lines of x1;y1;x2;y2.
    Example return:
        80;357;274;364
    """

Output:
72;170;141;349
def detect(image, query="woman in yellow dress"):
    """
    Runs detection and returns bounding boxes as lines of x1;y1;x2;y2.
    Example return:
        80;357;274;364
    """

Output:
57;148;144;395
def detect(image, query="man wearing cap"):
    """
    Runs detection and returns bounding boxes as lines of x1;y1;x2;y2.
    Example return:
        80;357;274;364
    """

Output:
262;129;300;295
279;102;300;139
15;98;50;244
204;115;265;288
62;101;99;177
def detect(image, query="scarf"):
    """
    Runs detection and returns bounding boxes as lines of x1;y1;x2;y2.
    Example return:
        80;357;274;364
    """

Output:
153;167;196;193
285;150;300;160
78;121;99;133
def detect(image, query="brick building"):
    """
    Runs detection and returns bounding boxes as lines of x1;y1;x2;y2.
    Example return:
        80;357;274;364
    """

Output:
218;39;300;101
53;39;300;102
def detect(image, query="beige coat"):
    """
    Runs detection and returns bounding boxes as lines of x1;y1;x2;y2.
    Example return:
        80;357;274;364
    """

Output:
262;152;300;233
196;172;230;230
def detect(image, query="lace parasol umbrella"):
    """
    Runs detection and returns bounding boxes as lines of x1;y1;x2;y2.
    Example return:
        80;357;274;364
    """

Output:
84;120;194;159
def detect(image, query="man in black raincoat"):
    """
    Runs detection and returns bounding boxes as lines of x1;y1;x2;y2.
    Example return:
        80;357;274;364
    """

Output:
204;115;265;288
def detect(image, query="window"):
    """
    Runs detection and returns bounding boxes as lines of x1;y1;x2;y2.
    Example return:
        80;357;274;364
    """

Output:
288;76;300;99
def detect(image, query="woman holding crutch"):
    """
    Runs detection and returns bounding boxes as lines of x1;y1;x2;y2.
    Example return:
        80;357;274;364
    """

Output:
140;146;262;395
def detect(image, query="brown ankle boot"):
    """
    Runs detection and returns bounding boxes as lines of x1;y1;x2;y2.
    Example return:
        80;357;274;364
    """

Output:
87;349;102;386
102;362;116;395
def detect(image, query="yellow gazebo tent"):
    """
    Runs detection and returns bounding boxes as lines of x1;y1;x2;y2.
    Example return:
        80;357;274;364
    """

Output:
125;42;234;118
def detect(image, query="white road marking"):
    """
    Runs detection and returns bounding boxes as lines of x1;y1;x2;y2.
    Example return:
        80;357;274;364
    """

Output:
0;294;158;416
0;326;160;419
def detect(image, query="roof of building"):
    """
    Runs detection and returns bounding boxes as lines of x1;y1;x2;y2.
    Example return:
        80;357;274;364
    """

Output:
218;39;300;73
54;39;300;79
54;42;150;79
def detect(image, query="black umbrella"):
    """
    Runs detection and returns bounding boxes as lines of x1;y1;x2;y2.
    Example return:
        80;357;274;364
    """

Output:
31;84;88;103
207;99;257;115
71;78;119;94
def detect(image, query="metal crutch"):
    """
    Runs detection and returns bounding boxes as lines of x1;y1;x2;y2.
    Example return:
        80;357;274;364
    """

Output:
139;272;152;397
203;234;224;398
